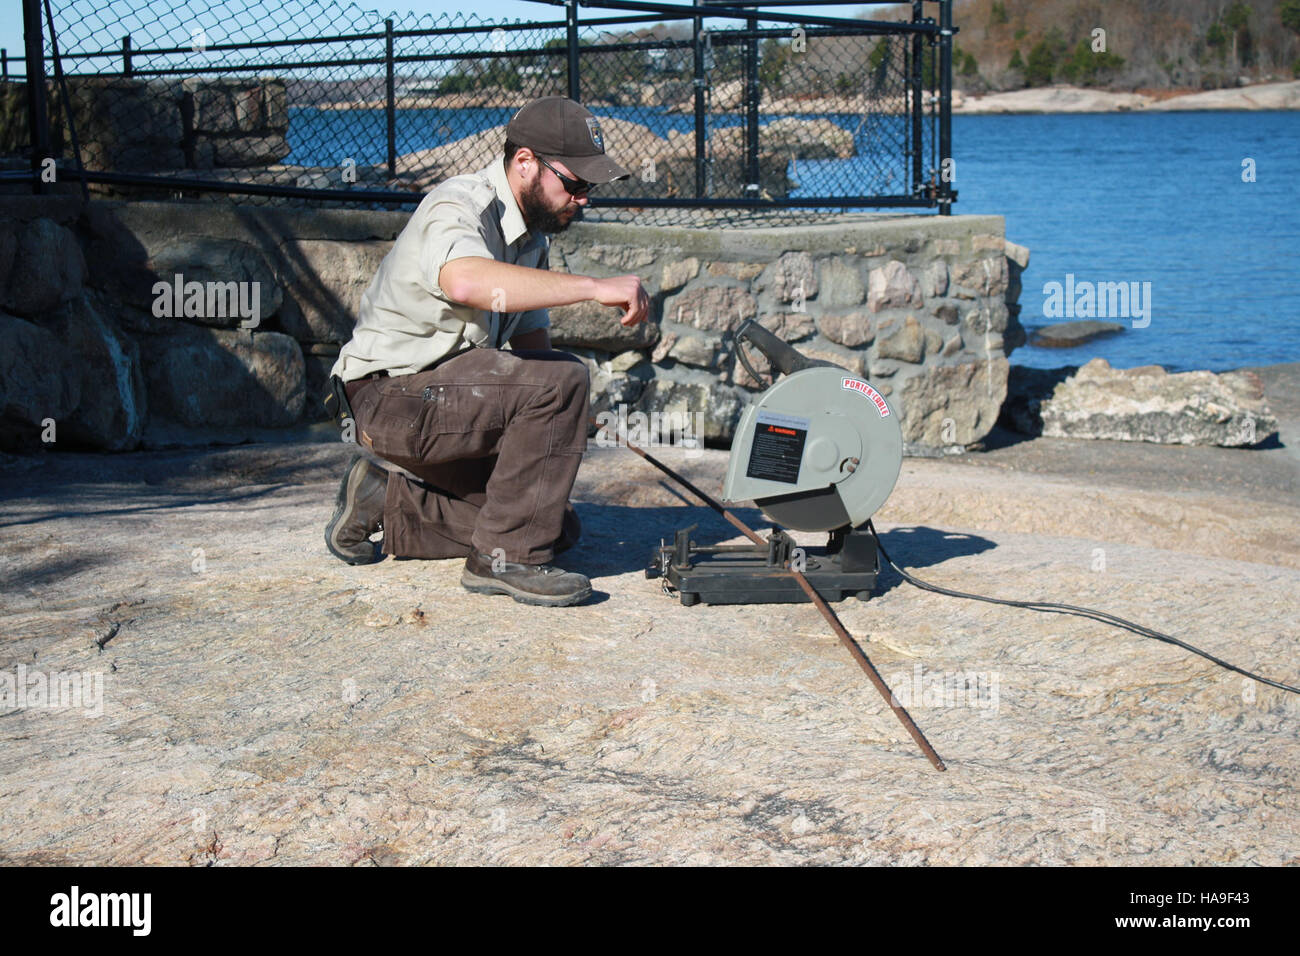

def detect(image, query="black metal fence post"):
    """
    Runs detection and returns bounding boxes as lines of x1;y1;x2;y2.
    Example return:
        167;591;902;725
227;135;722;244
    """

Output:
744;15;759;196
22;0;50;194
2;49;8;81
385;17;395;179
693;0;707;198
910;1;924;196
938;0;953;214
566;0;580;101
121;34;131;76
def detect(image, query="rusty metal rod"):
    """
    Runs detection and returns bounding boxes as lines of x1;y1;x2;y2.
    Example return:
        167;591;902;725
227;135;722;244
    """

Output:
605;426;946;772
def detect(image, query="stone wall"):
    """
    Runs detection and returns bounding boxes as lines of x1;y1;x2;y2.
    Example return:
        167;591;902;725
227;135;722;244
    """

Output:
0;196;1026;453
0;78;290;173
549;216;1028;448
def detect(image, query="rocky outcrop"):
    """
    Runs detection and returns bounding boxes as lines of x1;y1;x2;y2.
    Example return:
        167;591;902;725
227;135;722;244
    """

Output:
1005;358;1278;446
952;80;1300;115
1031;319;1124;348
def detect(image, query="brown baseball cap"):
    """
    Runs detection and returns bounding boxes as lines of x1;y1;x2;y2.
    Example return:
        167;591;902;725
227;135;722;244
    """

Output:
506;96;630;184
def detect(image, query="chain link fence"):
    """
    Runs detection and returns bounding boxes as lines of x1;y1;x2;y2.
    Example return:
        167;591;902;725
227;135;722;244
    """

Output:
3;0;954;221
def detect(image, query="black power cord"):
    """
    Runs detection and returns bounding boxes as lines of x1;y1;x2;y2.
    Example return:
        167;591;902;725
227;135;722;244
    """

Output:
867;520;1300;696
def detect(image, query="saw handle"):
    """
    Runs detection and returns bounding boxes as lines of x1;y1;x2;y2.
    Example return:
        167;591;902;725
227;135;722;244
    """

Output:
734;319;823;380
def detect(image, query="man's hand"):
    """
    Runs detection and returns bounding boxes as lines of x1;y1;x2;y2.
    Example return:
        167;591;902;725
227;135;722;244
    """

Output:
592;274;650;327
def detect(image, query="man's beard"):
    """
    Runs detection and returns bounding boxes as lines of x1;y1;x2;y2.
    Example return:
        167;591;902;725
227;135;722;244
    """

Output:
519;174;577;234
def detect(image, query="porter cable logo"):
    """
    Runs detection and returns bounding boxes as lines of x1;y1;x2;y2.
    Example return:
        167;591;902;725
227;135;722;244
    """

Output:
841;378;890;417
49;886;151;936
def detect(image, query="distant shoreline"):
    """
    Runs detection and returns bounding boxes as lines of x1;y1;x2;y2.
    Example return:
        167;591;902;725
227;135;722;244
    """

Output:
951;80;1300;114
305;80;1300;115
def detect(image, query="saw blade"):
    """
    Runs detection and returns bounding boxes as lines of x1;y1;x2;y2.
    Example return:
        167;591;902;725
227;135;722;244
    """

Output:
756;485;852;532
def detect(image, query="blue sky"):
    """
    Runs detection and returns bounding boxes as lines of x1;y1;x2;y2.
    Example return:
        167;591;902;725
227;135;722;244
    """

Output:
1;2;890;69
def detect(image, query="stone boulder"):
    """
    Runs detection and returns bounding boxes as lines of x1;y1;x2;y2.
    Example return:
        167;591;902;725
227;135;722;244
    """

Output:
651;331;717;369
79;204;156;310
758;312;816;343
563;347;648;417
949;255;1008;298
637;377;747;444
3;218;86;318
813;312;870;349
46;294;148;451
662;285;758;335
1007;358;1278;446
1030;319;1125;348
0;312;81;448
757;251;816;306
273;239;389;343
897;358;1009;447
817;258;865;308
866;260;921;312
876;314;928;363
147;238;283;329
186;78;288;136
144;328;305;429
550;299;659;352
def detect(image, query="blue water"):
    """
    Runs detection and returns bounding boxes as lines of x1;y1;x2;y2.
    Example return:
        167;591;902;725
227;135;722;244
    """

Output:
950;112;1300;372
286;107;1300;372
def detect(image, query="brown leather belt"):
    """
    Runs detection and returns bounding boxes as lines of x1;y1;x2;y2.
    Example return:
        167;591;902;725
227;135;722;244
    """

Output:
344;370;386;405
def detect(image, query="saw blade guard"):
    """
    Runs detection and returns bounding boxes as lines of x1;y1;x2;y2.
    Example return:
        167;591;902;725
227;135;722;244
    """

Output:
722;349;903;532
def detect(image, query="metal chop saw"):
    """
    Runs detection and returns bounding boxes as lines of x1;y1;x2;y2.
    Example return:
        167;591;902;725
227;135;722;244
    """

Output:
648;319;903;606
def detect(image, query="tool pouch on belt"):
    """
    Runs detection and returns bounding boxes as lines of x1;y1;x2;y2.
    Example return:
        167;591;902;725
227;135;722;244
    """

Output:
324;375;354;427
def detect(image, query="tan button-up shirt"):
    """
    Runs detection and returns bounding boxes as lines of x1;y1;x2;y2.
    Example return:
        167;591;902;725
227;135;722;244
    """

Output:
332;160;550;381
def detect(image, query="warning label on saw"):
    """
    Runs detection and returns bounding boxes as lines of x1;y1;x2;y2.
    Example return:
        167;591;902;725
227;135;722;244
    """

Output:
745;410;810;484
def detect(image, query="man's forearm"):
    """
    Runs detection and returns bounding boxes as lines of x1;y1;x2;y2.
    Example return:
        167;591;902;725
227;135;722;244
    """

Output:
440;257;597;313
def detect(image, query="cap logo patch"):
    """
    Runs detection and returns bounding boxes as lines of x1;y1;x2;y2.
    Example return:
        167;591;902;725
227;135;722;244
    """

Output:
585;117;604;152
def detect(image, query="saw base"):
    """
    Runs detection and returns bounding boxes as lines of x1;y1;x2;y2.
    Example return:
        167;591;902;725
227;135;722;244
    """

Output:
646;524;880;606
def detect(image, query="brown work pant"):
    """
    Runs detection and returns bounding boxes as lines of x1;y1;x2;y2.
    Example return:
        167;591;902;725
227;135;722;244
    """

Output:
346;348;589;565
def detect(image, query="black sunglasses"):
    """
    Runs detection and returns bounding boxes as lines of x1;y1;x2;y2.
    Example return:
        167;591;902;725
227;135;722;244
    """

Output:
536;155;596;198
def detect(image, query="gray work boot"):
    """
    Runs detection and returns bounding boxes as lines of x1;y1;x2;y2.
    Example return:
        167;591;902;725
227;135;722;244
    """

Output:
325;454;387;565
461;551;592;607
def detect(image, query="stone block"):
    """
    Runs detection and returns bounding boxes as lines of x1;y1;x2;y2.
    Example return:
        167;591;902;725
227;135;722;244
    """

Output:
867;260;922;312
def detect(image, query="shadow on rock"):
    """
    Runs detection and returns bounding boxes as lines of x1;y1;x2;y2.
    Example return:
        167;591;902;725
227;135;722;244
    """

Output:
562;501;774;578
873;525;997;597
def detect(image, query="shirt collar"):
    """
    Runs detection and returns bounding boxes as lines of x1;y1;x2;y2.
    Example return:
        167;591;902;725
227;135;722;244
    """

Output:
485;160;532;247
